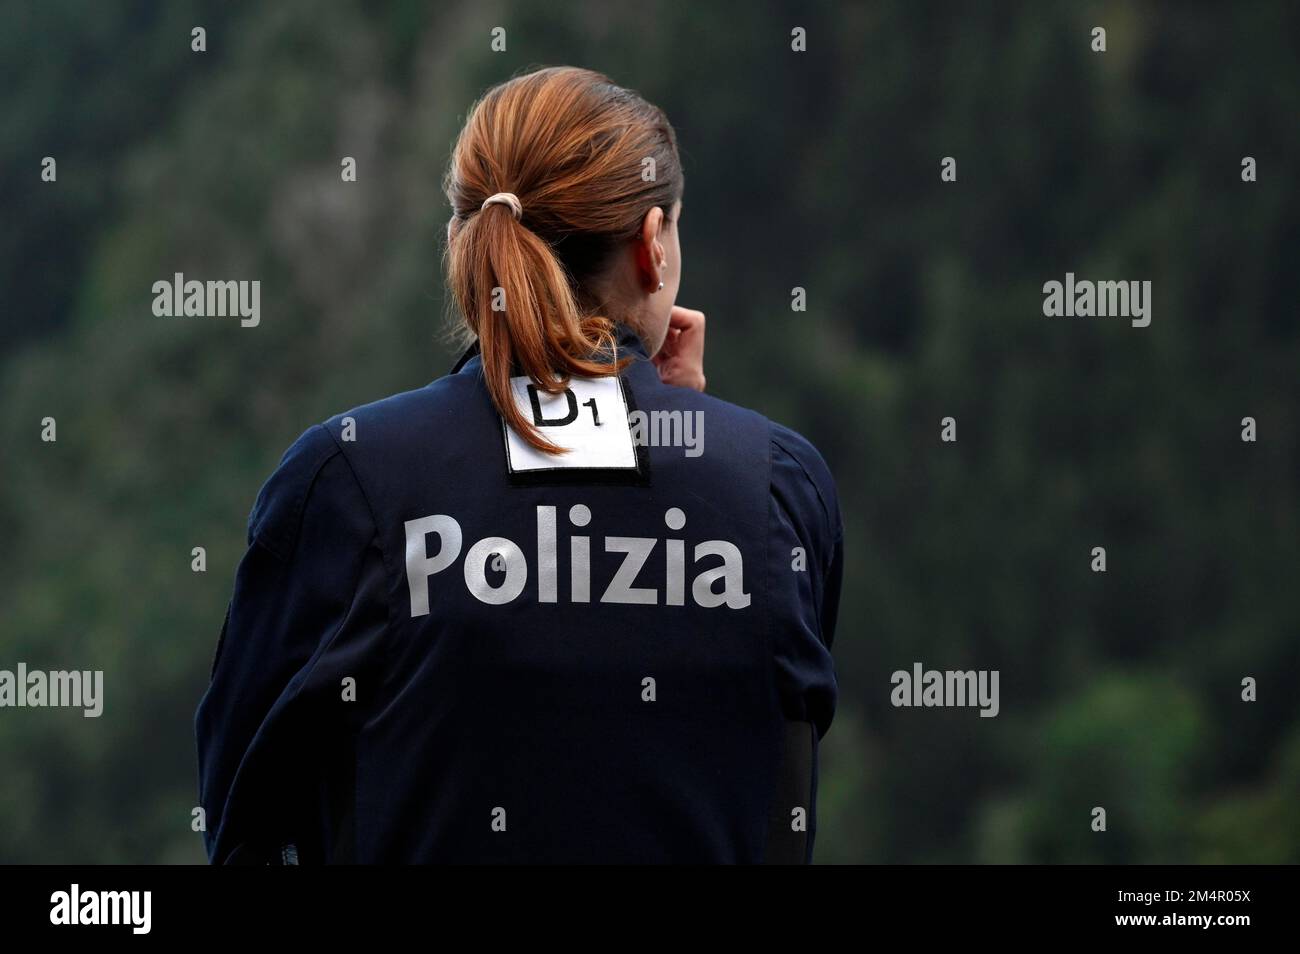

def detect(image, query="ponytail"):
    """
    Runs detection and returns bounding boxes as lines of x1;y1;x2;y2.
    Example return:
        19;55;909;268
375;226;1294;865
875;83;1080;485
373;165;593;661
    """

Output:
447;196;628;455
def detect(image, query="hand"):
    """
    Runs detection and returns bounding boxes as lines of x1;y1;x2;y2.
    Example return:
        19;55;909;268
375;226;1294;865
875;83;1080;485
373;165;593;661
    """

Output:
652;306;707;391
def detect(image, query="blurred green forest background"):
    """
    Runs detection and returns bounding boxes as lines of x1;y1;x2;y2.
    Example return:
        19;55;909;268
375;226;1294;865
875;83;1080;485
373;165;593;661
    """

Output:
1;0;1297;863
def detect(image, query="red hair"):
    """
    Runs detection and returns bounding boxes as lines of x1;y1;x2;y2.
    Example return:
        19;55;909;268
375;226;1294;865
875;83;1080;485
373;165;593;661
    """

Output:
444;67;683;453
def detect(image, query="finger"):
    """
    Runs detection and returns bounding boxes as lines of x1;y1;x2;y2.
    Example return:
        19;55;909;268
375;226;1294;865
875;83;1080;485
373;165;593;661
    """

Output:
668;306;704;330
652;327;682;361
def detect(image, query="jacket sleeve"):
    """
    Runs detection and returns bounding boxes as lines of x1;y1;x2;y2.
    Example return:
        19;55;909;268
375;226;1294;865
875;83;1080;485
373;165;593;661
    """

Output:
194;424;388;864
768;421;843;743
763;421;843;864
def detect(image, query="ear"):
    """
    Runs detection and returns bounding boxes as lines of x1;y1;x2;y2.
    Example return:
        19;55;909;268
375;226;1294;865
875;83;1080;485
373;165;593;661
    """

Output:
635;206;666;292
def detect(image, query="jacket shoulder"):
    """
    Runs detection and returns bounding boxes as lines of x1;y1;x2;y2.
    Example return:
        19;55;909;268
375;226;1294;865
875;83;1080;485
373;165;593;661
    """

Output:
319;372;485;445
248;377;459;558
768;419;841;539
246;423;344;560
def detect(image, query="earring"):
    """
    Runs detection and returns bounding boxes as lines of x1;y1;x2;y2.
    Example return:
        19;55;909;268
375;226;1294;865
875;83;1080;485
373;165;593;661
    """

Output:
657;280;665;292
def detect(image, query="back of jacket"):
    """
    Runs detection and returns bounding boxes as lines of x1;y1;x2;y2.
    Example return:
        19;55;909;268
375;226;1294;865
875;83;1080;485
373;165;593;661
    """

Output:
195;325;842;864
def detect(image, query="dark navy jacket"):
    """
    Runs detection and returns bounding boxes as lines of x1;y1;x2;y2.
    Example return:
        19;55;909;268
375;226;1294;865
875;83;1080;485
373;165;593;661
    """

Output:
195;324;842;864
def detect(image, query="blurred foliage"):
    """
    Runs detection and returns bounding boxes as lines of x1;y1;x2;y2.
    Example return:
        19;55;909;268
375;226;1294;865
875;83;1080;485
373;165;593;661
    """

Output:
0;0;1296;863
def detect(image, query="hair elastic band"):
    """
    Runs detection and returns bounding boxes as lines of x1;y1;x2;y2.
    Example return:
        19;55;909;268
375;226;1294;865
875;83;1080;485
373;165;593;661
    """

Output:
481;192;523;219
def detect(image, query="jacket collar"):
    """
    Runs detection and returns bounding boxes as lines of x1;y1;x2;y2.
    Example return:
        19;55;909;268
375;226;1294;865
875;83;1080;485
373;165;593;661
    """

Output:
449;321;651;376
